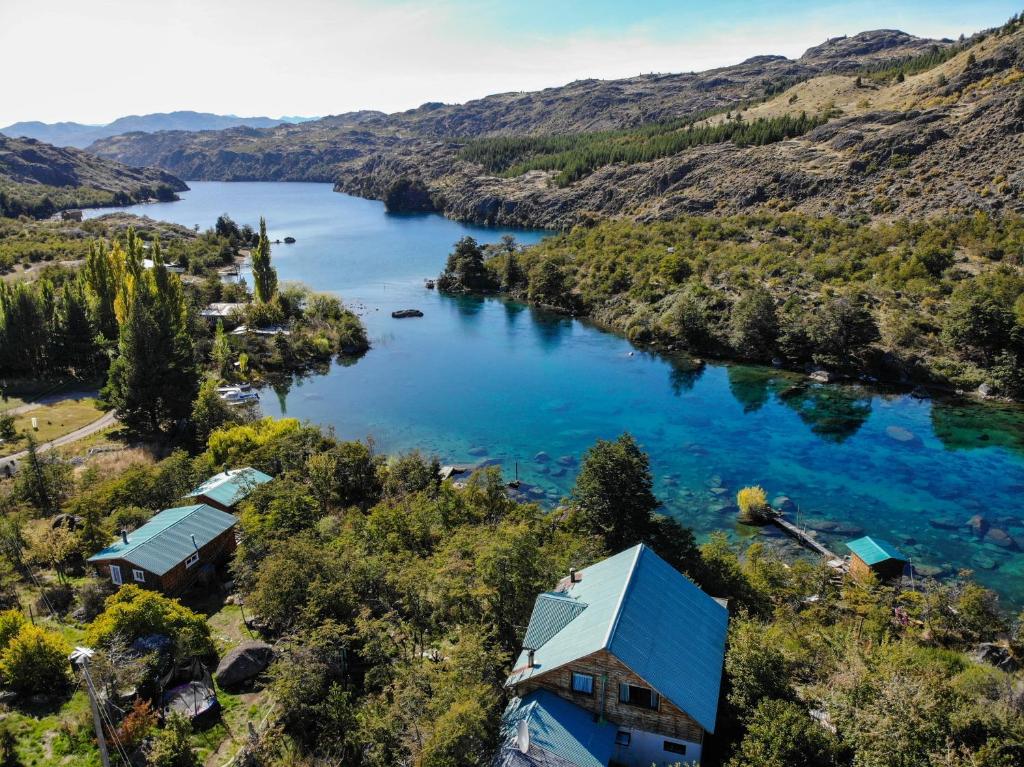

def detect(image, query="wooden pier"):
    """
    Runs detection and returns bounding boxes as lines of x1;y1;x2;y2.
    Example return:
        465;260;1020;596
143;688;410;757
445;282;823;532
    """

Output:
768;513;846;568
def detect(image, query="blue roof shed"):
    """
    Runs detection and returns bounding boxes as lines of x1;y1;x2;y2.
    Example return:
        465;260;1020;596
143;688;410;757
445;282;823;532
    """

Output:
187;467;272;510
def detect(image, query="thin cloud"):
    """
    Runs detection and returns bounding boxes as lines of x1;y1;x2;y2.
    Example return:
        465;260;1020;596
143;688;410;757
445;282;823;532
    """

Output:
0;0;1013;125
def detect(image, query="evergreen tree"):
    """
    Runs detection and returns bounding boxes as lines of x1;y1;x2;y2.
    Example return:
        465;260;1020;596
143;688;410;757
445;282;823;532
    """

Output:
105;265;197;435
571;432;659;550
251;217;278;303
437;237;495;293
83;241;119;342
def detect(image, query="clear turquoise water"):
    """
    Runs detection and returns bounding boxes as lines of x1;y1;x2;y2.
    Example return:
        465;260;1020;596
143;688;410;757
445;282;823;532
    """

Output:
88;183;1024;605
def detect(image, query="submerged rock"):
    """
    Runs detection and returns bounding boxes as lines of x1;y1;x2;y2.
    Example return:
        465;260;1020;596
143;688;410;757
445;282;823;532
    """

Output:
534;451;550;464
467;446;488;457
772;495;797;514
885;425;920;445
967;514;990;539
985;527;1020;550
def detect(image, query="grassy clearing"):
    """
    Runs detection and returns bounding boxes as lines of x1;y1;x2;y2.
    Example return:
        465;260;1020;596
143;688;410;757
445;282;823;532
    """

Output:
184;596;273;765
0;398;106;457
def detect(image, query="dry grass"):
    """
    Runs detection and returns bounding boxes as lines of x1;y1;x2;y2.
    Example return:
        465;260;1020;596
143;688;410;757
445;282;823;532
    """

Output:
702;35;1023;127
0;397;106;457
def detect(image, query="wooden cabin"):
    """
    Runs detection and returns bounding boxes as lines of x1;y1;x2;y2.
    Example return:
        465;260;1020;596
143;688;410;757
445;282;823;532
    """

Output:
185;467;272;512
847;536;908;582
497;544;728;767
87;504;238;595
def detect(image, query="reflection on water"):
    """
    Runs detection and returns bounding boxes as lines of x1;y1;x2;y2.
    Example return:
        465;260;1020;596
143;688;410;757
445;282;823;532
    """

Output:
88;182;1024;607
725;365;773;413
776;383;873;443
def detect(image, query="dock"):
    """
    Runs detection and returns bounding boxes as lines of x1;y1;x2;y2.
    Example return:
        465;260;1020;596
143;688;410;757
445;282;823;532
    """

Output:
768;513;846;569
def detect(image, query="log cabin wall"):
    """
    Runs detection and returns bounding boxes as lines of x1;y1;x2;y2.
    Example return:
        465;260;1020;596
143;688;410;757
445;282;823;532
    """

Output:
516;648;704;743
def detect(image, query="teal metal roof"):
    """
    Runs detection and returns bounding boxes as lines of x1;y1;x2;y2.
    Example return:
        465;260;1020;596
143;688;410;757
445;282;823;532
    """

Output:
523;593;589;652
506;544;728;734
495;690;616;767
187;467;272;508
87;504;237;575
847;536;907;566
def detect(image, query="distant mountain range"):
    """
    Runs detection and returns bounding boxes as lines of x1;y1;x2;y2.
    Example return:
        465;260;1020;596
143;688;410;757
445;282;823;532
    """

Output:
85;26;1024;228
0;111;316;149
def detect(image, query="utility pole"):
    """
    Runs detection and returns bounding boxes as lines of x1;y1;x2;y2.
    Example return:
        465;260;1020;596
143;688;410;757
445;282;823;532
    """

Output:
70;647;111;767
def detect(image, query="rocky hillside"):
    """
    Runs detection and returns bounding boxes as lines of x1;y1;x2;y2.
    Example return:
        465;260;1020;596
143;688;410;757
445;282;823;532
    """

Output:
89;23;1024;227
0;135;188;218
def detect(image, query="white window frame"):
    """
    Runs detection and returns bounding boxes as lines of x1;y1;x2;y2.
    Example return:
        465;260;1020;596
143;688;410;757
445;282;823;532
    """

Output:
185;552;200;568
132;569;146;583
571;672;594;695
109;564;122;585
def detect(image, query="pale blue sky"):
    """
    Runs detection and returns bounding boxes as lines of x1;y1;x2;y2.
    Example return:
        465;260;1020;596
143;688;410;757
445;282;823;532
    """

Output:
1;0;1019;125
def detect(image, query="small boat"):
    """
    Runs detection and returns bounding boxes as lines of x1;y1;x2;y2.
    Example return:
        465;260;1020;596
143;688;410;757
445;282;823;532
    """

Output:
424;279;436;289
392;309;424;319
219;388;260;404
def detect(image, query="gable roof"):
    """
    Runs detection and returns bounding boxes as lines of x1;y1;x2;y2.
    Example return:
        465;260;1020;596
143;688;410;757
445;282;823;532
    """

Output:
494;690;617;767
87;504;237;575
187;467;272;508
847;536;907;566
506;544;728;734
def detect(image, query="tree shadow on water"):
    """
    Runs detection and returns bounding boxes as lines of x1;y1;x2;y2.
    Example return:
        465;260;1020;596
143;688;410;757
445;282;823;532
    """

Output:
776;382;872;443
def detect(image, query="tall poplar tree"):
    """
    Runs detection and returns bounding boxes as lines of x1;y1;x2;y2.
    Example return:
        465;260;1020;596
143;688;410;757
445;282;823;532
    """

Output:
251;217;278;303
105;242;197;434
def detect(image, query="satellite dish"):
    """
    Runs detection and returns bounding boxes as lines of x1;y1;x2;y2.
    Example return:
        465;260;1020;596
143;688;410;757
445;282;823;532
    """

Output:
516;720;530;754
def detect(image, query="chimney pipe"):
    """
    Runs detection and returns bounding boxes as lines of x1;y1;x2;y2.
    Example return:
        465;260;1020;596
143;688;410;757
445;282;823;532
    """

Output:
569;567;577;583
527;649;535;668
121;530;129;545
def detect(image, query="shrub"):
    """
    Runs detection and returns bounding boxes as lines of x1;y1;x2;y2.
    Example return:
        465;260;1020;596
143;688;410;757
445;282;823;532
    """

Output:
0;623;69;695
737;486;770;523
146;712;198;767
728;698;836;767
85;585;213;657
0;610;27;650
118;698;158;752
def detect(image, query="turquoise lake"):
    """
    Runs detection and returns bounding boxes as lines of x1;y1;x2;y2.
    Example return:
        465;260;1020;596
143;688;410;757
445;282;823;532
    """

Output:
88;182;1024;605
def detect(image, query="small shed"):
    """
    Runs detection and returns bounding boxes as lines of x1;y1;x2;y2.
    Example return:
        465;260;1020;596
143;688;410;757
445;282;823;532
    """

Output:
186;467;273;512
199;302;248;322
847;536;908;582
87;504;238;594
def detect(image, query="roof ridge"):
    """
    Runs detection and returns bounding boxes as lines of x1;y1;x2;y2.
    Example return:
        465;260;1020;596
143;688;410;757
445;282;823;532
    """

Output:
601;543;644;650
122;504;204;555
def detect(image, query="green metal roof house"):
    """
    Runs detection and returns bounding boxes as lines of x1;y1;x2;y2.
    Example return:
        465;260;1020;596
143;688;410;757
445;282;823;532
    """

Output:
847;536;908;582
502;544;729;767
186;467;272;511
87;504;238;594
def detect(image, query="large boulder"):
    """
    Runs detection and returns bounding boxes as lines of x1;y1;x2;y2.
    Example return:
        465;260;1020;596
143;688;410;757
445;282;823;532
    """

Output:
215;641;274;689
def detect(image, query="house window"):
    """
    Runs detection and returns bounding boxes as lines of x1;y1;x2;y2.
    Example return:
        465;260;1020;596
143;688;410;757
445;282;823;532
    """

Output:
571;672;594;695
615;731;631;747
664;741;687;756
185;552;200;568
132;569;146;583
619;683;659;710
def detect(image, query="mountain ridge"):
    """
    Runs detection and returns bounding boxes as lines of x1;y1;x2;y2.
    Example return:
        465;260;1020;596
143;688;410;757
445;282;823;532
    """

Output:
87;23;1024;228
0;111;316;149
